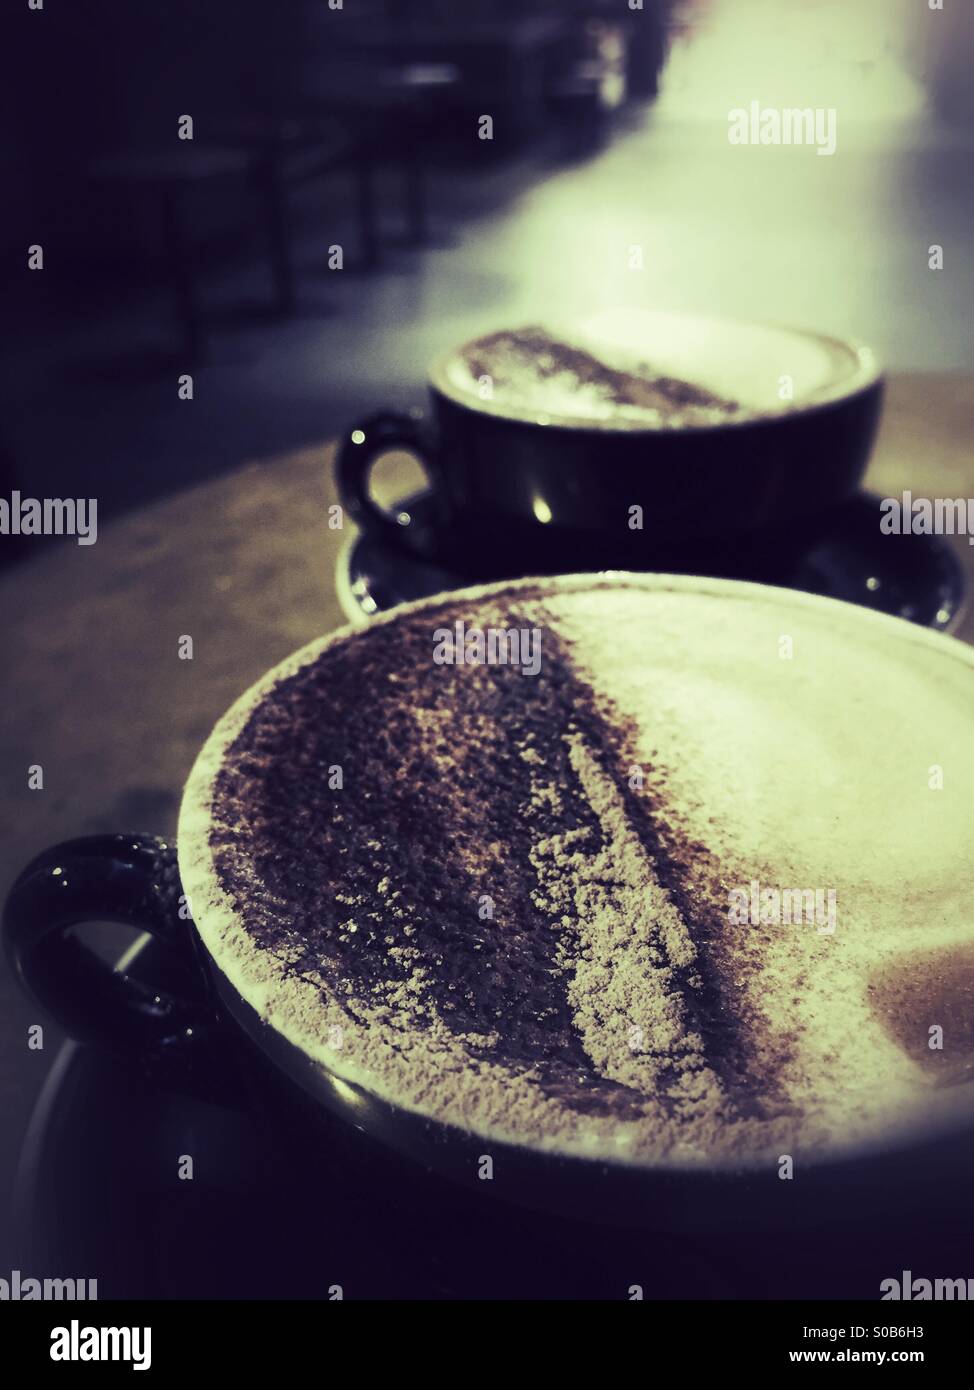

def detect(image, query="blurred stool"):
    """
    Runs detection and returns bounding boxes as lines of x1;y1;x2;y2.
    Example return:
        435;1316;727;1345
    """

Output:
547;19;628;156
89;147;261;360
298;62;461;250
547;63;616;154
212;115;377;280
375;64;460;245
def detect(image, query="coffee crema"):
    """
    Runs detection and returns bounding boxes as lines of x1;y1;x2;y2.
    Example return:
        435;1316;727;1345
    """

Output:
437;309;866;430
179;576;974;1168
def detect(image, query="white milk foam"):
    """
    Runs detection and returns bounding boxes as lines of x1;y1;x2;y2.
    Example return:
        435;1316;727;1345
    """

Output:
546;583;974;1152
442;309;865;426
179;575;974;1167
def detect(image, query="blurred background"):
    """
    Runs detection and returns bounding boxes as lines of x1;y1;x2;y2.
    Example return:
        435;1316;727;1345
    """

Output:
1;0;972;546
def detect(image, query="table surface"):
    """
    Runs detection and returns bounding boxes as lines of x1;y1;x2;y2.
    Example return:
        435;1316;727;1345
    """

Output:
1;370;972;1257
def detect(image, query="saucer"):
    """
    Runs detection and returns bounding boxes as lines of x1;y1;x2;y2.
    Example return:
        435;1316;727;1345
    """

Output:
337;492;966;629
11;934;969;1298
5;937;735;1299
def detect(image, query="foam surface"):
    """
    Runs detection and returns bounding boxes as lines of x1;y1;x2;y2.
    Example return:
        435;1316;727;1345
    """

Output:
178;575;974;1168
440;310;866;428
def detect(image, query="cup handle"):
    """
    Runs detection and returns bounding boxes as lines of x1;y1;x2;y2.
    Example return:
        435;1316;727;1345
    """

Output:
336;411;438;554
2;834;220;1071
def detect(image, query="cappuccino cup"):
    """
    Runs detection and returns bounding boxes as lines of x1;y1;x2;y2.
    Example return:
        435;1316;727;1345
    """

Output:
4;574;972;1233
337;309;884;578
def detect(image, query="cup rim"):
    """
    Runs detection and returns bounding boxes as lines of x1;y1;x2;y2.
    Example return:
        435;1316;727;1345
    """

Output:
428;311;884;434
178;571;974;1176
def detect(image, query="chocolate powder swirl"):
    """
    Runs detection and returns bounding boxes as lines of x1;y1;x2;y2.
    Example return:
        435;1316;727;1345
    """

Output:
462;327;742;425
208;593;785;1125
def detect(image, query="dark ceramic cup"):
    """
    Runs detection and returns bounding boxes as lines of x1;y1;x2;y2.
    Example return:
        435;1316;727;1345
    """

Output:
5;575;972;1240
336;312;884;578
7;834;967;1239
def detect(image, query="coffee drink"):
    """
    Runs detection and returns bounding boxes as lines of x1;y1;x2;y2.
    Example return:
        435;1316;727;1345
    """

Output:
179;575;973;1168
438;310;865;430
446;326;742;428
337;311;883;577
